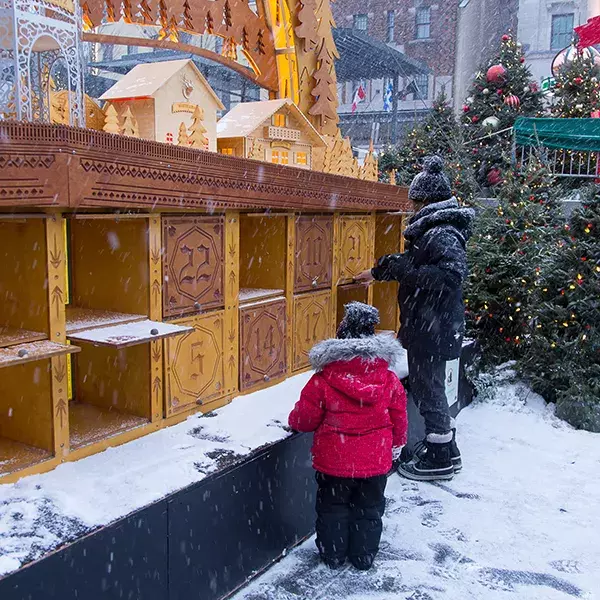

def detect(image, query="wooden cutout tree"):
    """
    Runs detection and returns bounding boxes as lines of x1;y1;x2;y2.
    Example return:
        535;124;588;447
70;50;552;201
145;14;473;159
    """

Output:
183;0;193;30
178;122;189;145
122;106;138;137
309;42;338;126
139;0;152;24
189;106;209;149
241;27;250;52
389;169;397;185
105;0;116;22
248;138;265;160
121;0;132;23
361;141;378;181
168;16;180;42
256;29;266;55
298;66;315;116
103;103;121;134
222;37;237;60
205;11;214;34
158;0;169;39
295;0;320;53
223;0;232;30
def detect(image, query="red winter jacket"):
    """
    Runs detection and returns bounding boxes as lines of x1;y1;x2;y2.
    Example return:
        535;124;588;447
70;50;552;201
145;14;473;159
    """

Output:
289;335;408;478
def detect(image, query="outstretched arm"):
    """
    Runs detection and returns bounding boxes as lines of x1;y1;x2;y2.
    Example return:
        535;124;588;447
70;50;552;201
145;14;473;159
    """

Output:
371;253;409;282
288;375;326;433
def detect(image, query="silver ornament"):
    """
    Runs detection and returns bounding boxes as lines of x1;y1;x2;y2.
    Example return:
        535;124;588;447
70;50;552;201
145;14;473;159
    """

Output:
483;88;490;95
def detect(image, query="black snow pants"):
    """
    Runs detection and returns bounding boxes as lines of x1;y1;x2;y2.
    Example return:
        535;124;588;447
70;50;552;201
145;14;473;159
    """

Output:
315;472;387;562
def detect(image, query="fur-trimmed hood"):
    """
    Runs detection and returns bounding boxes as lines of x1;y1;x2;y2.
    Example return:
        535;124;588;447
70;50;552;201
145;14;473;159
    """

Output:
309;334;404;405
405;197;475;245
309;334;403;372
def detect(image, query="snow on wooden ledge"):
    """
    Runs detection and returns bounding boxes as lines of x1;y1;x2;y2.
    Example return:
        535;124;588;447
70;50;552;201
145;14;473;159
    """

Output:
67;320;192;349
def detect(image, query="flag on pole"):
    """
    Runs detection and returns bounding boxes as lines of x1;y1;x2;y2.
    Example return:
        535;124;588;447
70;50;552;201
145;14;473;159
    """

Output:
383;81;394;112
351;83;366;113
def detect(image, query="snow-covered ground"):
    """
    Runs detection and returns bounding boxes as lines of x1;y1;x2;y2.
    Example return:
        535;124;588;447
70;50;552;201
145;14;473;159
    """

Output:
232;384;600;600
0;372;316;577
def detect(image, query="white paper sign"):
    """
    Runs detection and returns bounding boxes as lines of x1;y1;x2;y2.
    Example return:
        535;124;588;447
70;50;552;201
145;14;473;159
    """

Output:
445;358;460;407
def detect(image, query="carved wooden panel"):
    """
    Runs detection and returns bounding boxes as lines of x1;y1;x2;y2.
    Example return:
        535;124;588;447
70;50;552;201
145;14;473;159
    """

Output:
293;291;332;371
163;216;224;318
240;299;287;391
338;216;373;284
165;311;226;417
294;215;333;293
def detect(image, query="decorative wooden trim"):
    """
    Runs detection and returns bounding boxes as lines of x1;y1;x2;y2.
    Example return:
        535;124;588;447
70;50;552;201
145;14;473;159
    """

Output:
223;211;240;397
0;123;411;213
46;216;69;459
285;213;295;375
0;456;61;485
148;214;164;422
331;212;341;337
367;212;376;306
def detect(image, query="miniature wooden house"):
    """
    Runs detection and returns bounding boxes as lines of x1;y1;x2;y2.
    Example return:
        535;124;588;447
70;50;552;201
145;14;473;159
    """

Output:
100;59;225;149
216;99;326;169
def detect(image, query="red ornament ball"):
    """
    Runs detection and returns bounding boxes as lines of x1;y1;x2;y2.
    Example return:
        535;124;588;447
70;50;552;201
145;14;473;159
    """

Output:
487;64;507;83
487;167;503;187
520;57;525;63
504;94;521;108
462;104;470;113
497;89;504;95
574;77;583;84
502;34;510;42
472;116;479;123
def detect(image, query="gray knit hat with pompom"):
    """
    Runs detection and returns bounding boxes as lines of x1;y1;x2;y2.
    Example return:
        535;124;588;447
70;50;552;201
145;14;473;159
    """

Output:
336;302;380;340
408;155;452;203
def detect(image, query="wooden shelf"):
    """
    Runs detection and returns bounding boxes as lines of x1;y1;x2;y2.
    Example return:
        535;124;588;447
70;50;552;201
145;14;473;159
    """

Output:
239;288;285;305
69;403;149;451
67;319;193;349
66;307;146;335
0;437;52;476
0;326;46;349
0;341;80;369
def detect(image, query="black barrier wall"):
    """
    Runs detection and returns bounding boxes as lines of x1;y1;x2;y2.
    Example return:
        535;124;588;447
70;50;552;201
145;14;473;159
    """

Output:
0;343;476;600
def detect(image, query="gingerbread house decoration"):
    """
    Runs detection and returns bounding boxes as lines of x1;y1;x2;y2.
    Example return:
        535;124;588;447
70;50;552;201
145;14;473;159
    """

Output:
100;59;224;150
216;99;326;169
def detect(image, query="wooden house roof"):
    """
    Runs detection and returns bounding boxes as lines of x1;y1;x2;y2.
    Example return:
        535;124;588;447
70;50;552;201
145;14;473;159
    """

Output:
100;59;225;110
216;99;326;146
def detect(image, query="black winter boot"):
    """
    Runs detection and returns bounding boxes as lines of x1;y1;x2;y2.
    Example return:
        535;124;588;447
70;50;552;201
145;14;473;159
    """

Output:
412;429;462;474
350;554;375;571
397;437;454;481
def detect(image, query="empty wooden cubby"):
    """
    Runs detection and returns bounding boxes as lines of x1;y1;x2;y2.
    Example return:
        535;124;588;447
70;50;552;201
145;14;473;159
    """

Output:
65;215;190;453
0;217;78;479
372;214;407;334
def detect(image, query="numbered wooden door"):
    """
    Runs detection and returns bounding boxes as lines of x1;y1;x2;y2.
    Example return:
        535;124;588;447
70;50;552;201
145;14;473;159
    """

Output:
163;216;225;318
293;291;332;371
338;216;373;284
164;311;226;417
295;216;333;292
239;299;287;391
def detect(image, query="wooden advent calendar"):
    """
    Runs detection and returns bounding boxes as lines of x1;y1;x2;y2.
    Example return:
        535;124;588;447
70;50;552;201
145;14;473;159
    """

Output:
0;124;411;483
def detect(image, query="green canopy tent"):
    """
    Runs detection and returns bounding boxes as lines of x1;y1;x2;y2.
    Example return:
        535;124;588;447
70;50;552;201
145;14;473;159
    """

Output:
514;117;600;178
514;117;600;152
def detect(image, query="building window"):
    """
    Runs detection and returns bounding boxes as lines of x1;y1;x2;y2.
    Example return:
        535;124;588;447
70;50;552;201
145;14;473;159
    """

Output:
414;74;429;100
221;147;234;155
271;150;289;164
353;14;368;31
551;14;574;50
415;7;431;39
295;152;308;166
273;113;286;127
386;11;395;43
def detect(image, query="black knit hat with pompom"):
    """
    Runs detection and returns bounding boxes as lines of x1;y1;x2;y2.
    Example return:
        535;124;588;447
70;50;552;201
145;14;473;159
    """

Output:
408;155;452;203
336;302;380;339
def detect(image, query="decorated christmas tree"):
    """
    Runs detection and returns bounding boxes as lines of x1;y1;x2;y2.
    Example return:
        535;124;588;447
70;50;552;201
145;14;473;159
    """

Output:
378;92;474;204
465;158;562;364
551;49;600;118
525;186;600;431
462;34;543;189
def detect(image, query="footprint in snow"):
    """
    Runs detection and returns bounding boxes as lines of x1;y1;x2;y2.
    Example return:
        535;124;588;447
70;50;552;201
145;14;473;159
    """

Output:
421;501;444;528
549;559;582;574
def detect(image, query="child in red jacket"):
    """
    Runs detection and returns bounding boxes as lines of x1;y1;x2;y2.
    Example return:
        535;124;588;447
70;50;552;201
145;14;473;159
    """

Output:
289;302;407;571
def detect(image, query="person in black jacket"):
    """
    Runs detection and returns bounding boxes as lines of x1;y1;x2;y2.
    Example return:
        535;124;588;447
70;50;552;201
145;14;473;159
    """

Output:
357;156;475;481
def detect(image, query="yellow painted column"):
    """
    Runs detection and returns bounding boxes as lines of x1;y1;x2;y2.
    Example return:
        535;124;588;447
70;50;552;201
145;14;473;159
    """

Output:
367;212;376;306
224;211;240;396
148;214;163;423
46;215;69;459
